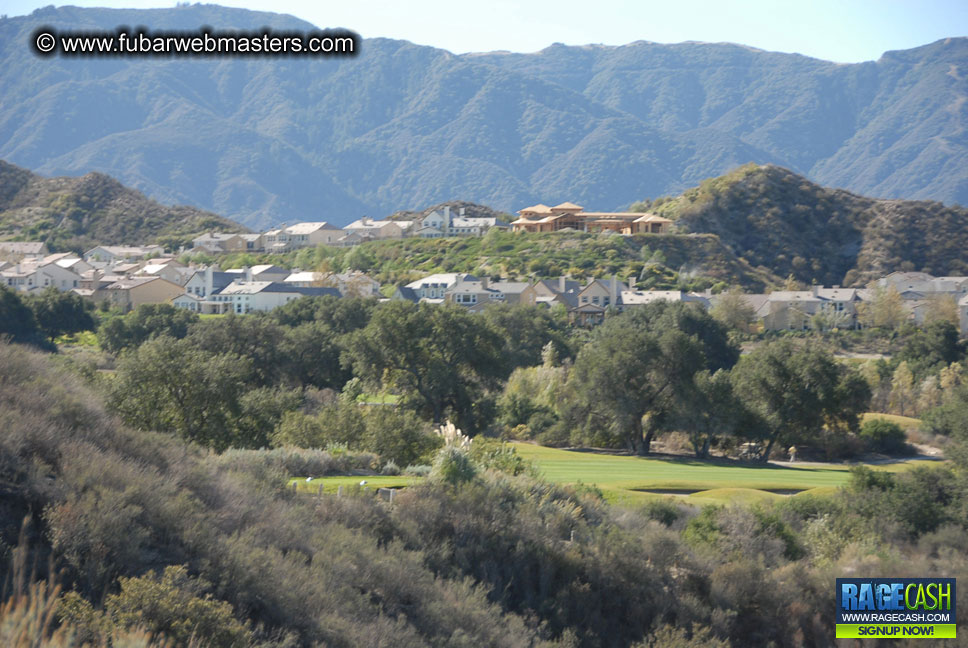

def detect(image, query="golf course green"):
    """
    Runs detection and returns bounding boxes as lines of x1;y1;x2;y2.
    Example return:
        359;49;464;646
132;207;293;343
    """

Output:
292;441;937;505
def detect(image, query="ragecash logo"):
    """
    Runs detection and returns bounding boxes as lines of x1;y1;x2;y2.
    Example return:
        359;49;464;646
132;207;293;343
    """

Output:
836;578;956;639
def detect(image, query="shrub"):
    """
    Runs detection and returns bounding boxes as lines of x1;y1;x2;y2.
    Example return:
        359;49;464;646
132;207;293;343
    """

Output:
859;418;909;454
430;446;476;485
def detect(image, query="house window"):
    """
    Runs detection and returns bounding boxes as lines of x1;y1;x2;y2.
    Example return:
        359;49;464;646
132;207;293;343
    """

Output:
581;296;588;304
592;296;599;305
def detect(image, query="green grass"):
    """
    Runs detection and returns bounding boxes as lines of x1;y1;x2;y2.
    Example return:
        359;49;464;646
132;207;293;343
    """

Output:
288;475;416;494
290;440;937;505
357;392;401;405
54;330;98;347
511;443;935;504
861;413;922;430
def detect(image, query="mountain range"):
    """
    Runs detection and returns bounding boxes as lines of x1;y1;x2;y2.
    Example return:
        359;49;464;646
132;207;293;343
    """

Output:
0;5;965;229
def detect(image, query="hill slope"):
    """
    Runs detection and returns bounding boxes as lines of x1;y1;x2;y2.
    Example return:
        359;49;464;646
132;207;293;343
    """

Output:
650;164;968;285
0;160;247;252
0;6;965;228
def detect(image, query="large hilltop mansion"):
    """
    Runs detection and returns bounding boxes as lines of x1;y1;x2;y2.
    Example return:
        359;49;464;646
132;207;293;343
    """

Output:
511;202;672;234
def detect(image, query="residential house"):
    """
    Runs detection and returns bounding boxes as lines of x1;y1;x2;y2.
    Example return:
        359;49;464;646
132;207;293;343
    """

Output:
0;241;49;261
284;222;345;248
742;287;864;331
486;280;531;306
618;289;710;311
1;259;82;292
135;258;191;285
263;228;289;253
284;270;381;297
511;202;672;234
396;273;476;302
416;207;509;237
522;277;583;309
444;276;506;311
225;264;290;282
191;233;247;254
344;218;405;240
83;245;164;263
182;267;236;298
204;281;340;314
94;276;184;311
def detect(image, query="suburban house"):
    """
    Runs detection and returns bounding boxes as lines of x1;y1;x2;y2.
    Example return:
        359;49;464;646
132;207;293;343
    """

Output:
443;276;506;310
83;245;164;264
51;255;93;276
135;258;191;285
727;287;865;331
511;202;672;234
191;233;248;254
225;265;290;282
262;222;343;252
197;281;340;314
284;222;345;248
395;273;476;303
284;270;381;297
521;277;583;309
94;276;185;311
872;272;968;300
0;241;49;261
1;259;82;292
183;267;236;298
485;280;531;306
416;207;510;238
344;218;406;240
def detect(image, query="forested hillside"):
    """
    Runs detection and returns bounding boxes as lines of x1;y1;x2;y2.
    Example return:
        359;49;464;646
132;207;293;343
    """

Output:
0;160;247;252
643;164;968;286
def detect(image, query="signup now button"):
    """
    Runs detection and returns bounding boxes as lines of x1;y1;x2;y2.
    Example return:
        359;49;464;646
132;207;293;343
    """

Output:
836;624;956;639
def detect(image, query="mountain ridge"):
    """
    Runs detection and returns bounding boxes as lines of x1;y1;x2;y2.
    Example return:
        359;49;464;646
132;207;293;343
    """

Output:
0;6;964;229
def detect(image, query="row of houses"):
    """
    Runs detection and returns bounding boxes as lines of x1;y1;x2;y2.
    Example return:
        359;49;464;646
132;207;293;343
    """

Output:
393;273;709;325
390;270;968;333
0;242;383;314
193;206;512;254
189;200;675;255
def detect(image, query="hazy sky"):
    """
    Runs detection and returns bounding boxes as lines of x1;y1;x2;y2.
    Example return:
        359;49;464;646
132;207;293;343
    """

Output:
6;0;968;61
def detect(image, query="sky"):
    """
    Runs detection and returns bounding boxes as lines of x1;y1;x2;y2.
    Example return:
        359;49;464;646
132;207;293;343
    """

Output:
5;0;968;61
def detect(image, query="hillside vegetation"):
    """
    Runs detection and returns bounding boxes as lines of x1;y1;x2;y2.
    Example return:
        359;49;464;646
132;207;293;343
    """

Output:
0;6;964;227
0;160;247;252
206;229;781;291
642;164;968;286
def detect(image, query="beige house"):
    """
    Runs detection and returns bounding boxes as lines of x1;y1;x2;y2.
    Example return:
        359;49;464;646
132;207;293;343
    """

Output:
285;222;344;248
0;241;49;261
511;202;672;234
736;287;863;331
192;233;247;254
263;222;343;252
344;218;405;240
83;245;164;263
94;276;185;311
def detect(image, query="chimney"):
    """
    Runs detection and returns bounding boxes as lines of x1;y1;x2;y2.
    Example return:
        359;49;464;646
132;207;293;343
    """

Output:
558;276;566;293
610;276;618;305
812;284;820;296
204;265;213;297
443;206;451;230
244;266;253;282
460;207;465;216
481;277;488;290
626;275;634;291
